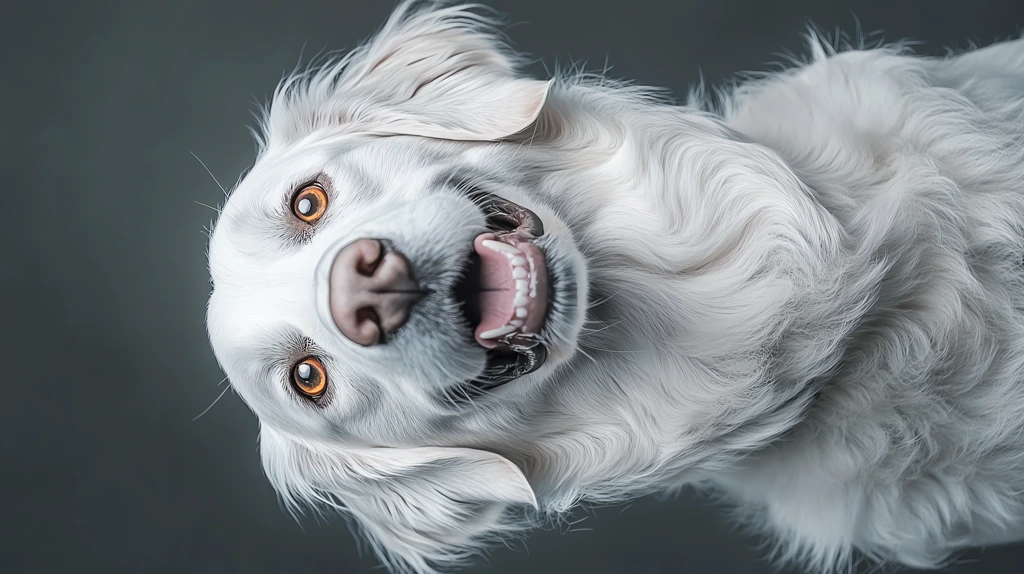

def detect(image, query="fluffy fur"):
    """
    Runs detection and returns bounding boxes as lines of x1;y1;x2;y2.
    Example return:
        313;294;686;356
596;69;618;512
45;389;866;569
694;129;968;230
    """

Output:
205;2;1024;572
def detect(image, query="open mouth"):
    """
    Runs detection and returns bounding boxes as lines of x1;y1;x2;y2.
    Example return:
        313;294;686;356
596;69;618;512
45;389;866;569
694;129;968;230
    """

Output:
453;191;550;390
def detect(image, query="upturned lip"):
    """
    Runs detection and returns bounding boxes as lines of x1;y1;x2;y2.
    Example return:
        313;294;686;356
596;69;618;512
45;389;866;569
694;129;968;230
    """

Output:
452;190;552;389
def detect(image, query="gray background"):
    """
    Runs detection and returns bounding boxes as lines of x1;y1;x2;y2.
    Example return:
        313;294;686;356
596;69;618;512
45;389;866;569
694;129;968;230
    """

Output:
4;0;1024;572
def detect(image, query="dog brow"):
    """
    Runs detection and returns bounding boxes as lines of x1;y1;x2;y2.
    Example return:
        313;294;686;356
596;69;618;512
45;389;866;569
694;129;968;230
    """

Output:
337;158;385;204
254;327;311;374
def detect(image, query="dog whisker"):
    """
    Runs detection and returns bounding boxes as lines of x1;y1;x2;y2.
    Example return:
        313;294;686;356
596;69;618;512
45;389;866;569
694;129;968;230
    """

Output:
194;201;221;214
578;319;622;336
587;289;622;309
191;377;231;422
574;345;598;366
190;151;229;198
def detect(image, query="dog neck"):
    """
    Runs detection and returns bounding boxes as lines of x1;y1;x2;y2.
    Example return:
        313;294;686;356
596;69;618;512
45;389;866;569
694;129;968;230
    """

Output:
480;82;875;507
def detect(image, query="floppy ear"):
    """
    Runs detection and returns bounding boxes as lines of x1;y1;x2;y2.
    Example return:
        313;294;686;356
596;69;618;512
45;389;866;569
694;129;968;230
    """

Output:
259;424;537;574
262;0;552;147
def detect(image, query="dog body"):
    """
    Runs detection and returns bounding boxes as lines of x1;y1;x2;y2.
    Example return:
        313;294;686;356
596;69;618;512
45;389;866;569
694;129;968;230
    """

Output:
206;3;1024;572
701;40;1024;567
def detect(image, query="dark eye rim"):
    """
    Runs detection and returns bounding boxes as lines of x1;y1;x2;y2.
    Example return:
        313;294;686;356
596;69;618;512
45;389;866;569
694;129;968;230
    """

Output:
291;184;328;223
287;173;334;226
290;356;328;401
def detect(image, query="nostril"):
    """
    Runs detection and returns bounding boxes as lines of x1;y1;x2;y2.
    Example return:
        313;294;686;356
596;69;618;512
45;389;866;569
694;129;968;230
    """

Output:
356;242;386;277
356;307;384;346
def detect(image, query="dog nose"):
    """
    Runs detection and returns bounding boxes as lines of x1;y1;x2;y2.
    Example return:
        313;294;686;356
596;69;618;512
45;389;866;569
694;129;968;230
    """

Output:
329;238;421;346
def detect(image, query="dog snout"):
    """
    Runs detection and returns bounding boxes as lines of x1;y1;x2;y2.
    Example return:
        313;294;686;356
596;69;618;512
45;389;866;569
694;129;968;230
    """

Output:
329;238;422;346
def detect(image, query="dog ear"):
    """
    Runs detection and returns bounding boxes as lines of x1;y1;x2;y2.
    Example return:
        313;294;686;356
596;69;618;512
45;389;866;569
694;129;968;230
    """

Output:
258;424;537;573
262;1;551;147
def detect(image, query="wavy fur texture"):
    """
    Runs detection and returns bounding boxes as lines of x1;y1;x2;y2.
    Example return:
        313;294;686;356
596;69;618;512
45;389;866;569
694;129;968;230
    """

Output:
205;2;1024;572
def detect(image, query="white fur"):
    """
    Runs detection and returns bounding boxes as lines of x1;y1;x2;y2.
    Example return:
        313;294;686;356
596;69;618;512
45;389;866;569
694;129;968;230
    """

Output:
205;2;1024;572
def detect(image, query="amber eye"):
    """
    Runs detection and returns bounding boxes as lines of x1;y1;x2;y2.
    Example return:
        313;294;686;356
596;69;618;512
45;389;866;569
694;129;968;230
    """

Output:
292;184;328;223
291;357;327;398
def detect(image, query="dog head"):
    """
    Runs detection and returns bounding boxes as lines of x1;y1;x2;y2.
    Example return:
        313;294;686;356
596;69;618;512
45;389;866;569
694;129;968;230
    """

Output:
207;2;588;571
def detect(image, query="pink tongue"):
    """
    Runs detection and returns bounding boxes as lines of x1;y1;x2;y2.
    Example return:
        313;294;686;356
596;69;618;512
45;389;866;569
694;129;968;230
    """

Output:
473;234;515;348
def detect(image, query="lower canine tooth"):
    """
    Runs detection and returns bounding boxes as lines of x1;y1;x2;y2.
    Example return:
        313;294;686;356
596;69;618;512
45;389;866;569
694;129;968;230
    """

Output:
480;325;517;339
515;307;528;318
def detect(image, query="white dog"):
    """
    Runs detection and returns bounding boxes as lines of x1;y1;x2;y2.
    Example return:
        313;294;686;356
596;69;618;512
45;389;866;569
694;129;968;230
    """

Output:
205;1;1024;572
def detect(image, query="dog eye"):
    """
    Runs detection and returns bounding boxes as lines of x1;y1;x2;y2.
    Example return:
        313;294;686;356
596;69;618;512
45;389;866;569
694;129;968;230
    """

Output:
291;357;327;399
292;185;328;223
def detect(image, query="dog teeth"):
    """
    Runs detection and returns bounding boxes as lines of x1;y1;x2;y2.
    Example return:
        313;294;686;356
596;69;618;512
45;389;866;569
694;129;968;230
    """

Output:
480;237;535;334
482;239;521;256
480;324;517;339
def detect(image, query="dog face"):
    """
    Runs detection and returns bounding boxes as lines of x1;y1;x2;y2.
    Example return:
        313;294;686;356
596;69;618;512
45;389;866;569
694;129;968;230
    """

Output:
207;136;587;443
207;3;592;571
